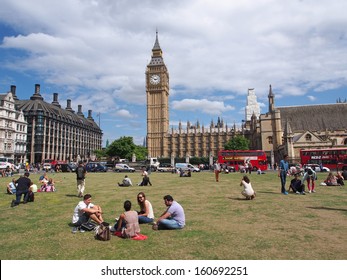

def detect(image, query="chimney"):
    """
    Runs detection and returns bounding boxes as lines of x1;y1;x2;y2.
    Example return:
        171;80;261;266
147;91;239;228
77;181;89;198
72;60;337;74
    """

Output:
87;110;94;120
30;83;44;101
65;99;75;113
35;84;40;95
10;85;18;100
52;93;61;107
77;105;84;117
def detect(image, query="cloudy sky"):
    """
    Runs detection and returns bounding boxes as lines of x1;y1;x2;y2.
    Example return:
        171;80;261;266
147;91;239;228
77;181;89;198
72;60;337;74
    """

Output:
1;0;346;146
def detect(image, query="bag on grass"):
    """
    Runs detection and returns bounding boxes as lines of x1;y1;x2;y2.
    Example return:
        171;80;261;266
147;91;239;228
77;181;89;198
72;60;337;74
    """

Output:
81;221;97;231
95;222;110;241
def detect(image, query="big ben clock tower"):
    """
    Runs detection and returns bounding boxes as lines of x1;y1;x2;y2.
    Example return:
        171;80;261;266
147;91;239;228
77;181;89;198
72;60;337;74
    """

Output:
146;31;169;158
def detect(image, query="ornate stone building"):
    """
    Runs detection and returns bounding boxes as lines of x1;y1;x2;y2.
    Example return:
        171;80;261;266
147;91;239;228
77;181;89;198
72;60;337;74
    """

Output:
249;85;347;165
146;33;347;162
146;32;242;159
0;87;27;163
13;84;102;163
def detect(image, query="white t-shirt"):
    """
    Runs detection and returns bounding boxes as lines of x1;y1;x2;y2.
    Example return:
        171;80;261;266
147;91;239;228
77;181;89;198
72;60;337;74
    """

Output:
31;184;38;193
145;200;154;219
72;201;94;223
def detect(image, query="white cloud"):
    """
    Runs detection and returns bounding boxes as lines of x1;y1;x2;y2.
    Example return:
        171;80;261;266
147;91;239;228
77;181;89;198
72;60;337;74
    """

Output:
307;95;316;101
172;99;235;115
114;109;134;118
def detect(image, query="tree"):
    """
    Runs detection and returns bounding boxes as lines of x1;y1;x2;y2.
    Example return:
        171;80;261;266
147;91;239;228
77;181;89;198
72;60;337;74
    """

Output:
134;145;148;161
105;136;147;160
224;135;250;150
94;149;107;159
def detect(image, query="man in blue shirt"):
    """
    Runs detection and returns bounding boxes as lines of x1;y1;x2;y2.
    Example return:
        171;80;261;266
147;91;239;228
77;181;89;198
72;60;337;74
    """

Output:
279;154;289;195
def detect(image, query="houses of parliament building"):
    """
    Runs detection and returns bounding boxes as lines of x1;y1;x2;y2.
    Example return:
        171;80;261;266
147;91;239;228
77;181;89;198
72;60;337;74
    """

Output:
146;32;347;163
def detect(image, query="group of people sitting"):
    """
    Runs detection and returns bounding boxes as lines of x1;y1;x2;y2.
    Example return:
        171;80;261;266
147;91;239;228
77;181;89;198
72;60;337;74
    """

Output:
287;167;345;194
323;171;345;186
287;166;318;194
71;192;185;238
117;169;153;187
7;171;59;207
38;173;56;192
8;172;36;207
179;168;191;177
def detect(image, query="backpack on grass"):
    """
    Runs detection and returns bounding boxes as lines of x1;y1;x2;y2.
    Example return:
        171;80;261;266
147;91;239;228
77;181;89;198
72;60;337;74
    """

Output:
95;222;110;241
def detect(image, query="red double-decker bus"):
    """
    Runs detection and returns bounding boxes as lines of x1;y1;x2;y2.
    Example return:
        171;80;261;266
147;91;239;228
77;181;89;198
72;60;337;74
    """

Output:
218;150;268;171
300;148;347;170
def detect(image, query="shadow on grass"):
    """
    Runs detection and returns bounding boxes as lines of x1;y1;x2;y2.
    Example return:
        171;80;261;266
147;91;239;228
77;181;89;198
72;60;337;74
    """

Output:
257;191;279;195
65;194;78;197
306;206;347;212
227;197;248;201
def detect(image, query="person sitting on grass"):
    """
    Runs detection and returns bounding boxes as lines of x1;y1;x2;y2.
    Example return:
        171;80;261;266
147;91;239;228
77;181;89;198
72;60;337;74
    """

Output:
118;175;133;187
152;195;185;230
289;173;306;194
71;194;104;233
7;178;17;194
179;168;191;177
137;192;154;224
240;175;256;200
138;173;152;186
40;178;56;192
324;172;340;186
336;172;344;186
114;200;140;238
39;172;48;184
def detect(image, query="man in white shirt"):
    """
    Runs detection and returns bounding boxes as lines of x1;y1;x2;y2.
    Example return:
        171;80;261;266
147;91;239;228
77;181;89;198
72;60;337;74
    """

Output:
71;194;104;233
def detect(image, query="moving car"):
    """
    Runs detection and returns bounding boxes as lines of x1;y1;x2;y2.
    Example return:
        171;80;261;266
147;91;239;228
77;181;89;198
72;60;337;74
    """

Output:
114;163;135;172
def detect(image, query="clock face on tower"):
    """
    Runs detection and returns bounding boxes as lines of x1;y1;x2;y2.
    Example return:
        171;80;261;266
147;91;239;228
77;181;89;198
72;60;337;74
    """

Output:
150;74;160;85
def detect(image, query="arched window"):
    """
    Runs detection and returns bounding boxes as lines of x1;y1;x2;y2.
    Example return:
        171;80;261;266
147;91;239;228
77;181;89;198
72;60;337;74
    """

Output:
268;136;273;144
305;134;312;141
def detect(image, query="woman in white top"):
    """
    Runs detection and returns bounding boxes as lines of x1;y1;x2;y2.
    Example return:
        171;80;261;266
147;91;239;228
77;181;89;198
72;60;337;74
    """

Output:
137;192;154;224
240;175;256;200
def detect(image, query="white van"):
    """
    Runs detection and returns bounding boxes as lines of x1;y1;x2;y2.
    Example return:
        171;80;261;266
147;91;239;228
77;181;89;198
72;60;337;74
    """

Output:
175;163;200;172
145;157;160;171
114;163;135;172
0;157;13;170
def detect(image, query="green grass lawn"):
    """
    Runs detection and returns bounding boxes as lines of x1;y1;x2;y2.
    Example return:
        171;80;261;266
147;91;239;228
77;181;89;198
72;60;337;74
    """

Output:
1;170;346;260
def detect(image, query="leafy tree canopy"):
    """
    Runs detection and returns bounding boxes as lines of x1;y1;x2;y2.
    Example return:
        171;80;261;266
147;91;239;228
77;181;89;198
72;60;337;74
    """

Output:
224;135;250;150
105;136;147;160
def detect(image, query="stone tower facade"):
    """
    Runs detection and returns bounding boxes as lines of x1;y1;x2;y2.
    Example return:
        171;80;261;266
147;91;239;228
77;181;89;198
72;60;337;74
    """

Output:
146;32;170;157
245;88;260;121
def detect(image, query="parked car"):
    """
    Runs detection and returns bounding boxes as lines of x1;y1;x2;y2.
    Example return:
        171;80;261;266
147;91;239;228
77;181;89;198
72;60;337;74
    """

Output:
114;163;135;172
68;163;77;172
303;164;330;172
58;163;77;172
43;163;52;171
85;162;107;172
175;163;200;172
157;163;174;172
